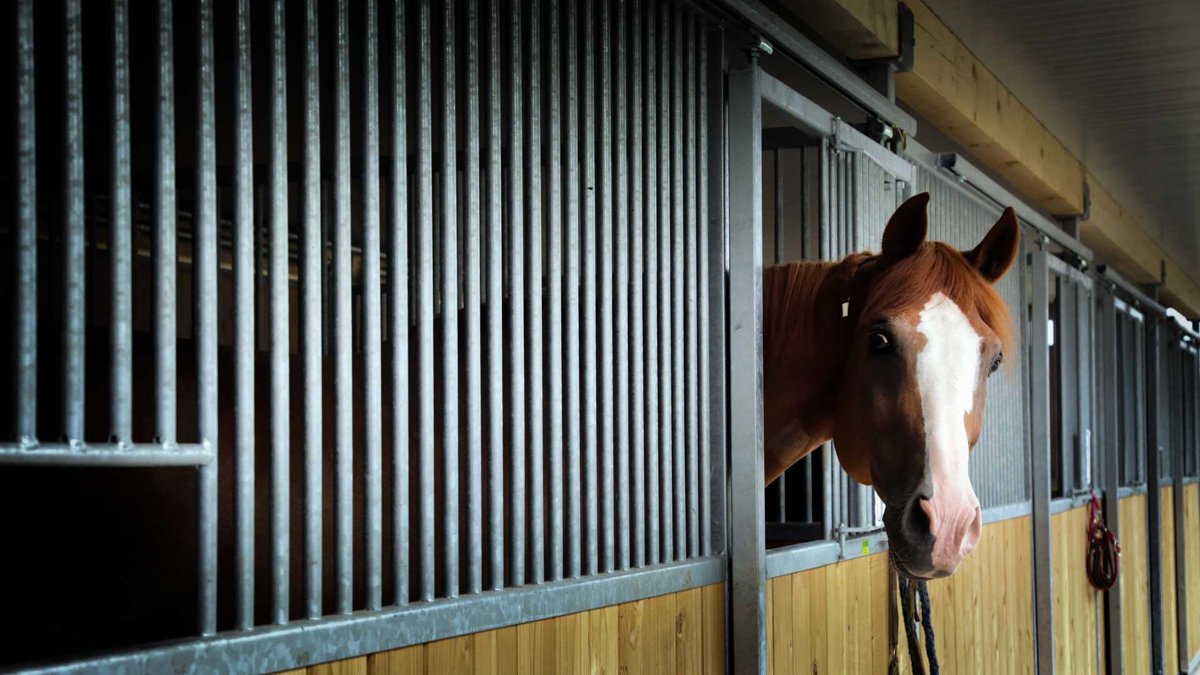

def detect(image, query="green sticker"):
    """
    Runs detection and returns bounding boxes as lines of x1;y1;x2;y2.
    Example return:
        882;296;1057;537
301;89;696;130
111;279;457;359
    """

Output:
862;540;870;556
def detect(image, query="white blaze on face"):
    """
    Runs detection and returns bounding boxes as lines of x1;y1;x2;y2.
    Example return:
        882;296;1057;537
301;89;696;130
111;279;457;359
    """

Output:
915;292;983;570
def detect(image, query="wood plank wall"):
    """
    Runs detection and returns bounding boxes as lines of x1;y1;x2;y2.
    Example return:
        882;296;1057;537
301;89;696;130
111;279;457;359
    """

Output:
1162;486;1180;675
1187;484;1200;668
1050;505;1104;674
1120;494;1151;673
273;584;725;675
766;515;1034;674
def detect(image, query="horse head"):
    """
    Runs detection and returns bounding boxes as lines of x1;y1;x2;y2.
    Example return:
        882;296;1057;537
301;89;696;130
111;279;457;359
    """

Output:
832;192;1020;579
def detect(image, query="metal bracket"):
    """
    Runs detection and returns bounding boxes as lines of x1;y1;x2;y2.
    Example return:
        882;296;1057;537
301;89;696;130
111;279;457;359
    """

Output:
848;3;914;74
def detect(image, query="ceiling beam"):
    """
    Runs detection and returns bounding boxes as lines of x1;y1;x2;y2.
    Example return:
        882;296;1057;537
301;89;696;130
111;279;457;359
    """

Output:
776;0;1200;319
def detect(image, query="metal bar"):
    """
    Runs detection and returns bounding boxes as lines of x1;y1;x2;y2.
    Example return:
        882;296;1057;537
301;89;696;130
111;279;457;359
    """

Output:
333;0;354;614
63;0;85;443
362;0;384;611
110;0;132;448
195;0;219;636
630;0;647;569
441;0;460;600
23;557;725;675
1146;312;1166;674
547;0;566;583
702;20;724;559
657;0;674;563
506;0;527;588
1174;347;1189;670
685;11;700;557
1098;264;1167;317
1098;284;1122;675
1029;247;1054;675
0;443;213;466
269;0;291;624
599;0;616;575
484;0;503;594
417;0;437;601
525;0;545;587
727;57;767;675
583;0;600;577
233;0;256;631
938;154;1091;264
16;0;37;445
715;0;916;136
614;0;631;571
566;0;583;578
155;0;177;448
303;0;324;618
670;1;687;560
465;0;485;597
643;0;661;567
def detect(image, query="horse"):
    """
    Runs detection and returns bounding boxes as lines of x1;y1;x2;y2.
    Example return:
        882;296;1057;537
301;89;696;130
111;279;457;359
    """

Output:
761;192;1020;579
0;191;1018;666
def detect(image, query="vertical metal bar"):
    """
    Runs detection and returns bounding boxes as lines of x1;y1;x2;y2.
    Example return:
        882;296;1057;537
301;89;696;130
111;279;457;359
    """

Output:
441;0;460;600
684;12;700;557
233;0;256;630
195;0;218;636
269;0;291;624
155;0;177;449
417;0;437;602
63;0;85;444
16;0;37;446
670;1;687;559
110;0;132;448
565;0;583;578
465;0;485;597
702;21;722;558
727;55;767;675
303;0;324;618
506;0;527;587
1174;342;1189;673
334;0;354;614
630;0;647;569
582;0;600;577
657;0;675;563
362;0;384;611
1146;312;1166;674
1029;247;1054;675
526;0;545;587
643;0;661;566
614;0;631;571
547;0;565;583
485;0;505;592
599;0;616;575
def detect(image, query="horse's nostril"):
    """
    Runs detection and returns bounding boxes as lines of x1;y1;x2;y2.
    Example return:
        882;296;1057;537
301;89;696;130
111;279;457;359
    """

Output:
905;497;933;537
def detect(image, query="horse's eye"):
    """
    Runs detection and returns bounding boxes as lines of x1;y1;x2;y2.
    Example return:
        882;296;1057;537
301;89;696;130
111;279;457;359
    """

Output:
989;353;1003;375
868;331;892;354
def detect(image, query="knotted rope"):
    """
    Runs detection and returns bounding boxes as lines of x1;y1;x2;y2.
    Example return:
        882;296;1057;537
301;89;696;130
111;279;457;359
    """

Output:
1086;488;1121;591
896;572;939;675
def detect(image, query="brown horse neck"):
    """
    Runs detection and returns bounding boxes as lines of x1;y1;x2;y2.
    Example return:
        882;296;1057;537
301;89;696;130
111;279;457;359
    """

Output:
761;255;867;483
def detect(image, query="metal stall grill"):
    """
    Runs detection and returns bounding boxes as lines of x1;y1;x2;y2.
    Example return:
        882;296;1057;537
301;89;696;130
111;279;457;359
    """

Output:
911;157;1029;511
0;0;727;670
1114;300;1149;488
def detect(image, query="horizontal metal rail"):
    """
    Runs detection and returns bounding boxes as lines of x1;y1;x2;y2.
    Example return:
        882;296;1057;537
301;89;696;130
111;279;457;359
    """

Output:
0;443;213;467
715;0;918;138
937;152;1093;263
15;557;724;675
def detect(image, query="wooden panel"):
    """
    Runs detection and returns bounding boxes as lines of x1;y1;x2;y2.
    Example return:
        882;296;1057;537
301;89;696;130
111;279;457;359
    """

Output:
294;584;725;675
1187;484;1200;666
1162;487;1179;675
766;515;1034;674
1049;505;1102;675
1120;494;1151;674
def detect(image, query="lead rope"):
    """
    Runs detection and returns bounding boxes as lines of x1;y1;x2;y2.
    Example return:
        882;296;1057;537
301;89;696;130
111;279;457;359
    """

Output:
896;572;940;675
1086;488;1121;591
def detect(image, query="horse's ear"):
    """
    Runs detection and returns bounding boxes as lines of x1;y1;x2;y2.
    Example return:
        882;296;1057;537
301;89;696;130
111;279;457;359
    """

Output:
965;207;1021;283
881;192;930;262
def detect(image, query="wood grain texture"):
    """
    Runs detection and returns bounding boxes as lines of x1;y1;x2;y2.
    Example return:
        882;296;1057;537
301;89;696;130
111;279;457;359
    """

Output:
293;584;726;675
766;516;1034;674
1049;505;1102;675
1162;487;1179;675
1187;484;1200;666
1120;494;1150;674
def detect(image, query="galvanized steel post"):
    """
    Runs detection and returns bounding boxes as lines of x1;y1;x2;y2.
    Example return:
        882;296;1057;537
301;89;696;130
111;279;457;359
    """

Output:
1029;245;1054;675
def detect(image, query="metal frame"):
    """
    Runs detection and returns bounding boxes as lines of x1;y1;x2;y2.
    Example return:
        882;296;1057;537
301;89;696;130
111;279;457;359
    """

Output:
1095;279;1124;673
1028;245;1055;675
1145;310;1167;675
